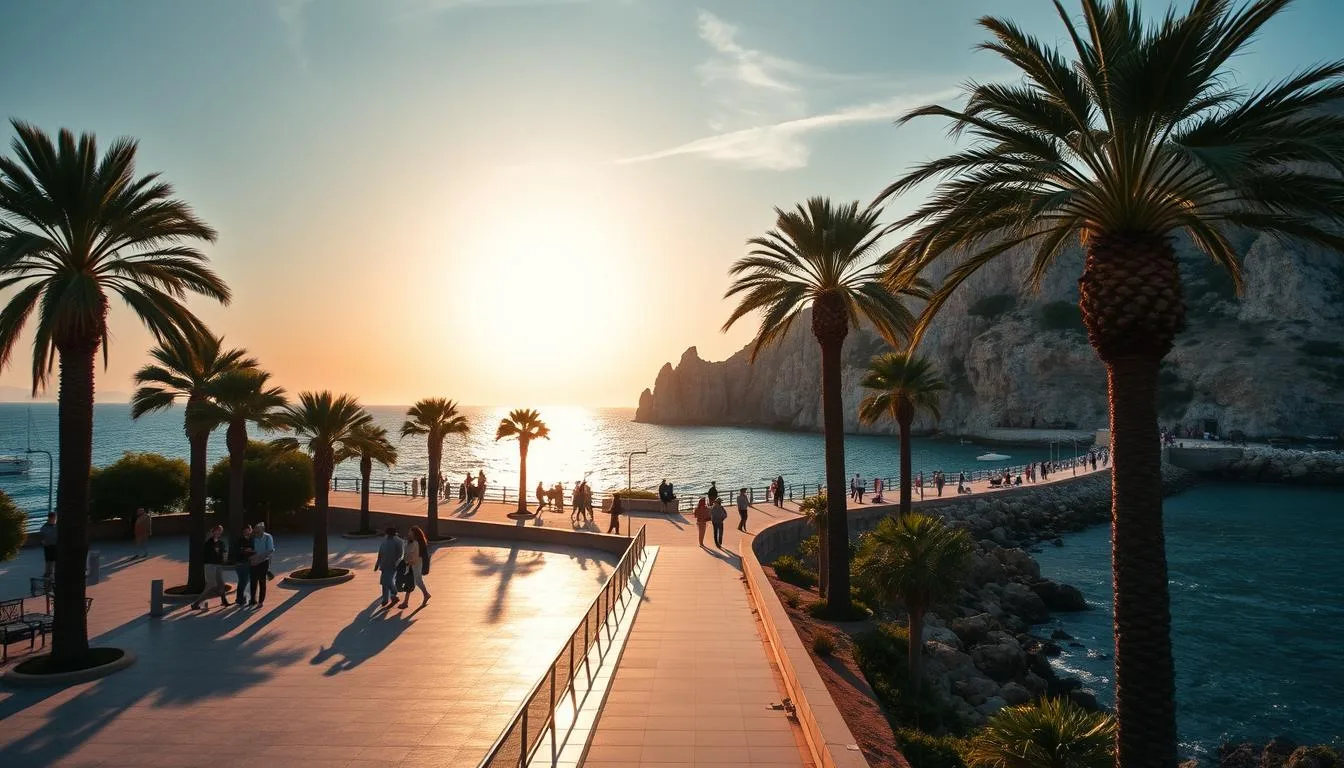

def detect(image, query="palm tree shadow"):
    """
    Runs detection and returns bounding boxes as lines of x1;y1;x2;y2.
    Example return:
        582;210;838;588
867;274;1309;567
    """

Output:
471;547;545;624
309;600;416;675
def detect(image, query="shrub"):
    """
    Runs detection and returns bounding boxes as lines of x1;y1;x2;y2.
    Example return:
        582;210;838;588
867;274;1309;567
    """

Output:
853;623;965;732
799;533;820;561
895;727;969;768
783;592;802;609
807;597;872;621
771;554;818;589
90;452;190;522
1038;301;1085;333
610;488;658;500
967;293;1017;320
964;698;1115;768
208;441;315;525
0;490;25;562
812;632;836;657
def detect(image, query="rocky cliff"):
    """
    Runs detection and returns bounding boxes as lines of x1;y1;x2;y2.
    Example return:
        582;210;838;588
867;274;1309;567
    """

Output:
636;232;1344;439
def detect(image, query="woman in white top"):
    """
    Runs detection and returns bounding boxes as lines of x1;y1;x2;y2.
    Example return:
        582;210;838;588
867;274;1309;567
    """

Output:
400;525;432;608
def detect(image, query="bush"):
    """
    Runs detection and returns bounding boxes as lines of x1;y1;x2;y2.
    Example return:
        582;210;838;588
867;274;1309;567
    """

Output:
90;452;190;522
967;294;1017;320
812;632;836;657
799;533;820;561
771;554;818;589
807;597;872;621
208;441;314;525
853;623;965;732
965;698;1114;768
610;488;658;500
895;727;969;768
0;490;25;562
783;592;802;609
1038;301;1085;333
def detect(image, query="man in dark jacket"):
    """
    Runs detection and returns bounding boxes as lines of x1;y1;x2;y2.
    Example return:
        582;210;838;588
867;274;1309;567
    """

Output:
192;525;231;610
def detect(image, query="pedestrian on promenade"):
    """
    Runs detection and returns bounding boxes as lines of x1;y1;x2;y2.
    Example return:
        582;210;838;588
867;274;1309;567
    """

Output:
607;493;623;535
736;488;749;531
773;475;785;507
915;472;924;499
192;525;231;610
133;508;152;559
693;497;710;547
935;471;945;497
536;481;548;513
710;498;727;548
458;479;466;501
233;524;255;607
39;513;57;578
249;522;276;609
476;470;487;507
409;478;417;498
553;483;566;515
873;477;884;503
856;474;866;503
707;481;719;504
374;527;403;608
658;479;673;514
399;525;432;608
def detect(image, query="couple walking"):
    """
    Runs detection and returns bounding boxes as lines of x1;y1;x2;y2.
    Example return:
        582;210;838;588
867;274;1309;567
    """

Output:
374;526;432;609
693;489;748;548
192;522;275;610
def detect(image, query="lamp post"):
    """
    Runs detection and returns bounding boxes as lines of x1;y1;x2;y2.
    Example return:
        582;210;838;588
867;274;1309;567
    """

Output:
627;448;647;496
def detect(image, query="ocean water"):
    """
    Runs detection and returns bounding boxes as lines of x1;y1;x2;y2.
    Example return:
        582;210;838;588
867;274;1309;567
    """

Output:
1032;483;1344;757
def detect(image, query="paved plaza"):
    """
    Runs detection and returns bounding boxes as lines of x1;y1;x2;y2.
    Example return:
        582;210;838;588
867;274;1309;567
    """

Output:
0;535;616;768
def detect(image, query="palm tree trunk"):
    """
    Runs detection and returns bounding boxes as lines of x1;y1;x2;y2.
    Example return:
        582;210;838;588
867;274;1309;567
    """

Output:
427;438;441;539
898;416;913;517
1107;355;1177;768
52;338;96;664
819;338;851;615
908;606;925;691
226;419;247;536
517;440;528;514
313;459;332;577
359;455;372;533
817;529;829;595
186;429;208;592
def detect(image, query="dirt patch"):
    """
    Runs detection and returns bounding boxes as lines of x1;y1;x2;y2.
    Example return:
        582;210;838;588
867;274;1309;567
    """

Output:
767;573;911;768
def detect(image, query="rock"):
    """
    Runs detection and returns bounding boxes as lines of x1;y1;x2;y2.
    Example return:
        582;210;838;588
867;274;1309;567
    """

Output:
1050;628;1074;640
1000;681;1032;705
1068;641;1086;648
953;675;1000;706
1265;737;1300;768
1023;672;1048;696
1032;579;1089;612
970;632;1026;682
951;613;996;647
1218;743;1260;768
1042;641;1063;657
1052;538;1064;547
1285;745;1340;768
1067;689;1101;712
977;696;1008;717
1001;582;1051;624
923;624;963;650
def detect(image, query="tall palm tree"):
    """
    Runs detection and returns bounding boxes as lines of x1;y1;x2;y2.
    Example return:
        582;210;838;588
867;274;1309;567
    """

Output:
277;392;372;578
966;698;1116;768
196;369;287;536
131;331;255;592
798;493;829;594
400;398;469;539
875;3;1344;763
854;513;971;691
724;197;923;615
495;408;550;517
349;423;397;534
0;122;228;665
858;353;947;517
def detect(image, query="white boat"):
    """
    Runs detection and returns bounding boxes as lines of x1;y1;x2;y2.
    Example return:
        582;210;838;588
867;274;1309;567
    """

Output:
976;452;1011;462
0;455;31;475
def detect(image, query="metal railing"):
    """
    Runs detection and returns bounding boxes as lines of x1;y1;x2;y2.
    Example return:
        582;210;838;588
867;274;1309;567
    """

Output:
477;524;648;768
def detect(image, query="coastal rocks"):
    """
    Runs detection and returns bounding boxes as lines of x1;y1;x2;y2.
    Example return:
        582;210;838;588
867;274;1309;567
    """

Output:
999;681;1032;705
1031;580;1089;612
1208;739;1342;768
1206;447;1344;487
1001;582;1050;624
969;632;1026;682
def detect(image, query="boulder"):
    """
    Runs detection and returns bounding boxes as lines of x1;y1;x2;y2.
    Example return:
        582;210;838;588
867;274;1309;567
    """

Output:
999;681;1032;705
1285;746;1340;768
1032;579;1089;611
1217;743;1259;768
951;613;997;647
1023;671;1049;696
970;632;1026;682
1001;582;1051;624
1050;628;1074;640
952;674;1000;706
923;624;964;650
1264;737;1300;768
1067;689;1101;712
977;696;1008;717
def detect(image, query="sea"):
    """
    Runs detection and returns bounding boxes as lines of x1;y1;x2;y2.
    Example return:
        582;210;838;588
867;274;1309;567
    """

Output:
1;402;1340;754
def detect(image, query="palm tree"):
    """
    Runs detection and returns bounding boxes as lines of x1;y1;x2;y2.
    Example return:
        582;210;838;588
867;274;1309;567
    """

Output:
495;408;550;517
798;493;828;594
858;353;947;517
400;398;469;539
874;3;1344;763
197;369;287;536
131;331;255;592
966;697;1116;768
0;122;228;665
724;197;923;615
277;392;372;578
349;423;397;534
854;513;972;691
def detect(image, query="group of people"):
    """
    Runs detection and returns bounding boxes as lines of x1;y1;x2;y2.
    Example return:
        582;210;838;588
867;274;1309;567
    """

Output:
691;486;750;548
849;474;887;503
374;525;432;609
191;522;276;610
534;480;597;521
406;470;489;507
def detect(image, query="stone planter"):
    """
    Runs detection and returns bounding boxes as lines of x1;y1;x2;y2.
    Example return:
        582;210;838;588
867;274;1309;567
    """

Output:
3;649;136;688
282;568;355;587
602;497;679;514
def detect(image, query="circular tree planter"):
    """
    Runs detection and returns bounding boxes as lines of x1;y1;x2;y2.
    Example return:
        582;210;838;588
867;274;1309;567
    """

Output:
426;536;456;547
162;584;235;603
282;567;355;587
3;648;136;688
506;511;535;520
341;530;381;540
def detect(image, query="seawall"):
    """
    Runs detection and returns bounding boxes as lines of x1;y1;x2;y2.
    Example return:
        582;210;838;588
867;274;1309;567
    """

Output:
1167;446;1344;485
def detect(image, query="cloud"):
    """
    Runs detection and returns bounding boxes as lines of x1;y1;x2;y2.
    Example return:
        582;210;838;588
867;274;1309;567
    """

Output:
622;10;947;171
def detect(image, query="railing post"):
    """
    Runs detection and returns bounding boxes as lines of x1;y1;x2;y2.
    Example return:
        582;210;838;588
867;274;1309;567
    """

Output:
519;707;528;768
549;665;558;764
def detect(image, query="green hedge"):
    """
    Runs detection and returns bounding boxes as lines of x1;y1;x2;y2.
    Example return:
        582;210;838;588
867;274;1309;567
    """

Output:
90;452;190;522
208;441;314;524
771;554;818;589
0;490;24;562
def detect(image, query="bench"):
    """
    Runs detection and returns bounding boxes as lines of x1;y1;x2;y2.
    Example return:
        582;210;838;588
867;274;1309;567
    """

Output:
1;598;38;662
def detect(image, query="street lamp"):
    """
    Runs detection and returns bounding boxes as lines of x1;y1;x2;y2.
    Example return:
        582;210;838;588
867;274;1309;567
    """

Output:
626;447;647;496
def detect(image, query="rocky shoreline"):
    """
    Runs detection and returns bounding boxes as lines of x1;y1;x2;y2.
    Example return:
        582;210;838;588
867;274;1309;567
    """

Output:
1206;446;1344;486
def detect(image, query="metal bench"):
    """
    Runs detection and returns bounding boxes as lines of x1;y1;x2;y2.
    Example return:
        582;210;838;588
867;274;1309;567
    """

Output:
1;598;37;662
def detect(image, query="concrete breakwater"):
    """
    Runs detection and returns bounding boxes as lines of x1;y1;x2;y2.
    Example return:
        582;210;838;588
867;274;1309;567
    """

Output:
1167;445;1344;485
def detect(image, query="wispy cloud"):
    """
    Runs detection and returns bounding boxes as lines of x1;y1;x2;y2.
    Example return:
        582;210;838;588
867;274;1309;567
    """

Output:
621;10;949;171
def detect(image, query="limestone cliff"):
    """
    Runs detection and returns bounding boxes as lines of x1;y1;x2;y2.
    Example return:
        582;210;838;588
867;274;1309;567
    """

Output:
635;233;1344;439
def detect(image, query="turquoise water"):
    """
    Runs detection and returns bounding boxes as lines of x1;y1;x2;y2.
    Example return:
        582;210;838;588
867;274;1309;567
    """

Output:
1032;483;1344;757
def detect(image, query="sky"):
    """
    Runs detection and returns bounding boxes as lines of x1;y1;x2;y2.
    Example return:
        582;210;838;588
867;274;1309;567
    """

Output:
2;0;1341;406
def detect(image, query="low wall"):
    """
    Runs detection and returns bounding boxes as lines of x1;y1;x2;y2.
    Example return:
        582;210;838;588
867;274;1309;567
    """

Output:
1166;446;1244;471
325;505;632;556
24;512;202;548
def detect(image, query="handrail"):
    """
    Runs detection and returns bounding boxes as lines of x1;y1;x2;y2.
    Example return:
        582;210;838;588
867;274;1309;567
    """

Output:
476;524;648;768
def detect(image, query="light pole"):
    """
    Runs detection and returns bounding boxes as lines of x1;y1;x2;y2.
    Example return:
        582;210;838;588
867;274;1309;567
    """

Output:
1071;438;1081;475
627;447;647;495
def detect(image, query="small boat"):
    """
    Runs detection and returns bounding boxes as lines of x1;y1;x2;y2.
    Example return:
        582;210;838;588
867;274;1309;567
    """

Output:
0;455;31;475
976;452;1011;462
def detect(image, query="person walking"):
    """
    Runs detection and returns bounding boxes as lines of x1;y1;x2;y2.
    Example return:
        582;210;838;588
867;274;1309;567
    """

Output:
249;522;276;609
774;475;785;507
39;513;57;578
856;474;866;503
693;497;710;547
192;525;231;610
399;526;432;608
607;493;623;535
935;471;945;497
706;481;719;505
133;508;152;559
476;470;487;507
536;481;548;513
233;524;255;607
710;498;727;548
374;527;403;608
736;487;749;532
